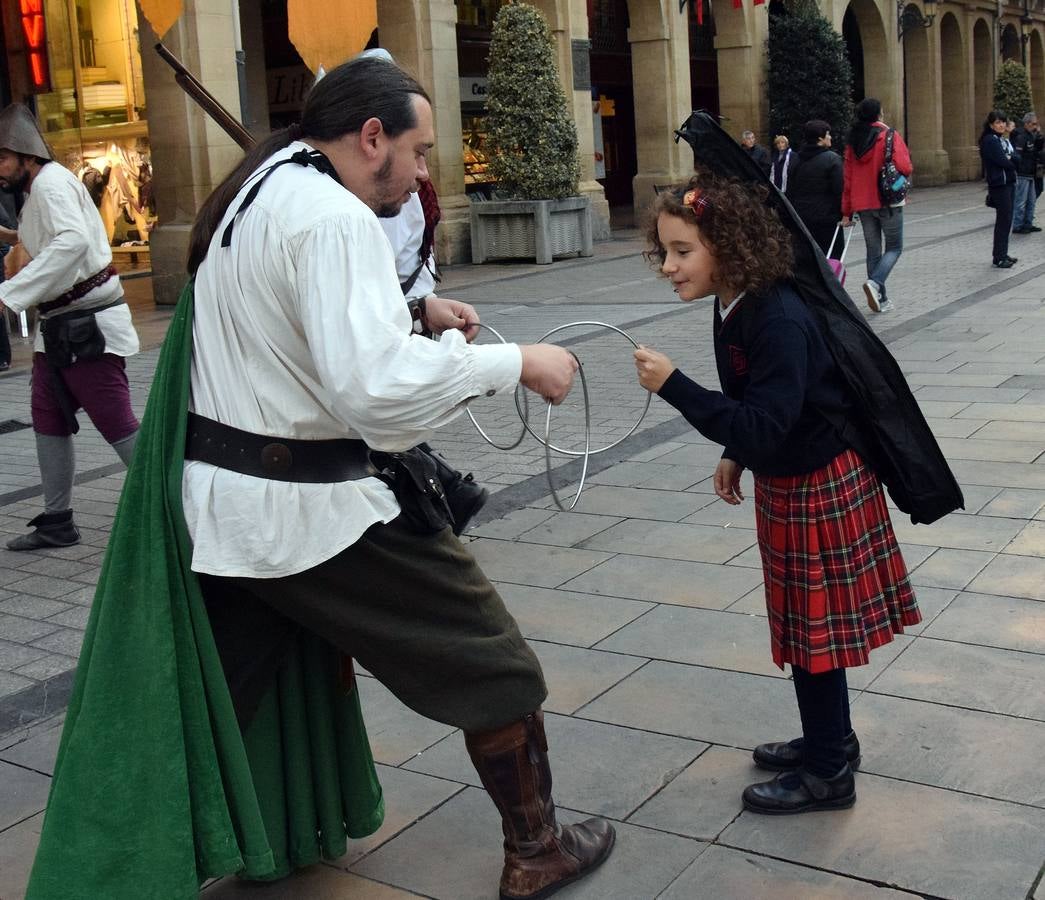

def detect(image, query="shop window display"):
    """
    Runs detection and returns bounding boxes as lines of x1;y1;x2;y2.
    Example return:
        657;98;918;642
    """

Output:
457;0;509;196
33;0;154;265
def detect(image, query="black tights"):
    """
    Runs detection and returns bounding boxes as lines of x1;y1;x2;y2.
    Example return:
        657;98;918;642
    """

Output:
792;665;851;777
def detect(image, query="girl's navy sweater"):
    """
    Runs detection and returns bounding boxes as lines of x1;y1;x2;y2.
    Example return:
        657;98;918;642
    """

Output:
658;282;849;476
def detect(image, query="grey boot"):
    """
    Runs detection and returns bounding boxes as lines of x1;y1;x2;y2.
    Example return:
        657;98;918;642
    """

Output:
7;509;81;551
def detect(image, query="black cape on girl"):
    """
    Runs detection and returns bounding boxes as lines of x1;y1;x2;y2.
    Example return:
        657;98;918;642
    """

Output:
673;111;962;525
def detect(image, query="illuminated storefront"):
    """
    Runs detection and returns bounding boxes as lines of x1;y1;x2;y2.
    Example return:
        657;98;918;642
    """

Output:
3;0;154;264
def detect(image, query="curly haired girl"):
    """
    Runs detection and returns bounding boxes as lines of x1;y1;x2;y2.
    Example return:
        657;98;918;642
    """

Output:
634;172;920;816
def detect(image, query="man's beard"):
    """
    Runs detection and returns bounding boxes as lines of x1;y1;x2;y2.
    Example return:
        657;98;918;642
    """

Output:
371;153;407;218
0;169;28;194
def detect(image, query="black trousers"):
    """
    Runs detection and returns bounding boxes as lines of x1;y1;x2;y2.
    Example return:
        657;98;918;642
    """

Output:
792;665;851;777
989;182;1015;262
806;219;843;259
200;516;547;735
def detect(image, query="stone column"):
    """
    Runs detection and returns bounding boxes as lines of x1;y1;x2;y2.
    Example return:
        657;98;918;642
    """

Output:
628;0;693;220
902;23;949;185
379;0;474;263
532;0;611;239
139;0;245;305
713;6;766;144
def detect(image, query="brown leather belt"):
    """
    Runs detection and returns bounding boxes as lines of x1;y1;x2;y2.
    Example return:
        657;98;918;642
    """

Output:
185;412;375;483
39;264;118;315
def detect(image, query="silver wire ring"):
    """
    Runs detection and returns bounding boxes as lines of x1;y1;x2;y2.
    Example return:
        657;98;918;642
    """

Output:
464;322;529;451
512;321;651;456
544;352;590;511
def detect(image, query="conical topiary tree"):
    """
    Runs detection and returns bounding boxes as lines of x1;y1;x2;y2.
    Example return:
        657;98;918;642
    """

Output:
767;4;853;151
994;60;1033;122
485;2;580;200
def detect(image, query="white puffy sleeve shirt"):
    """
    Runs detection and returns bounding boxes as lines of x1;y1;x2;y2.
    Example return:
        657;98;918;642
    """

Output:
378;192;435;300
0;163;137;356
183;143;521;578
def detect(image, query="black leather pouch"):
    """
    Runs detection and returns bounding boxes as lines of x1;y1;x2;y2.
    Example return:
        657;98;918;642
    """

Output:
372;447;454;535
42;312;106;368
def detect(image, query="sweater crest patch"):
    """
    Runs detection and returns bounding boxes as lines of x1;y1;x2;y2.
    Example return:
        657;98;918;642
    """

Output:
729;345;748;376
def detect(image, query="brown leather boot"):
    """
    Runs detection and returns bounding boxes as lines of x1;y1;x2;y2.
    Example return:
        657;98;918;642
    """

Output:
465;710;616;900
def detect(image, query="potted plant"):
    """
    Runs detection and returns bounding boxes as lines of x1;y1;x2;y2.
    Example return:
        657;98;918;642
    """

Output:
470;2;593;265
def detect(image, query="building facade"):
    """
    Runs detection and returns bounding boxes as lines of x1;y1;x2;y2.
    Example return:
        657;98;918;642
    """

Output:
2;0;1044;303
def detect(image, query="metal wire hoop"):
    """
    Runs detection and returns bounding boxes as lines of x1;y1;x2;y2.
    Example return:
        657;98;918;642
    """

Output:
463;322;529;451
512;321;651;457
544;352;590;511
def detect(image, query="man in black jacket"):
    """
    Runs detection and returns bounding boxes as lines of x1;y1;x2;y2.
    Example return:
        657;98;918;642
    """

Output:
741;130;771;176
786;120;844;258
1012;112;1043;233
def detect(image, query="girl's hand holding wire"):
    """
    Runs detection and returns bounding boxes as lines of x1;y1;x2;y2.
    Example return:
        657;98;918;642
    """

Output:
633;345;675;394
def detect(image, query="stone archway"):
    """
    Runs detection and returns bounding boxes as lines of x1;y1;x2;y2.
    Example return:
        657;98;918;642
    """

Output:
1001;23;1021;62
1030;29;1045;115
973;17;993;130
939;13;974;179
841;0;896;115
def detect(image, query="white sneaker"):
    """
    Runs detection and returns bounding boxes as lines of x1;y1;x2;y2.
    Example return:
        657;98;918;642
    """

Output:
863;280;881;312
878;299;894;313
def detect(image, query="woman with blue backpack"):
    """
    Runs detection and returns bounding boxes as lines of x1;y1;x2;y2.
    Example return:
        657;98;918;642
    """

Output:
841;98;913;315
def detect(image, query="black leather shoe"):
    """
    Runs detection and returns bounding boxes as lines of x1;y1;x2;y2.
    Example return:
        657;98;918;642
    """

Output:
7;510;81;551
752;730;861;772
1006;255;1019;263
994;258;1015;268
1026;225;1042;232
742;765;856;815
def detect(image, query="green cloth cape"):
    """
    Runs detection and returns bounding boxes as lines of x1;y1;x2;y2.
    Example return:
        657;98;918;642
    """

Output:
26;283;384;899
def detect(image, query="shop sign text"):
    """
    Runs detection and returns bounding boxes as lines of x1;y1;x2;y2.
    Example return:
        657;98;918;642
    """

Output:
20;0;51;92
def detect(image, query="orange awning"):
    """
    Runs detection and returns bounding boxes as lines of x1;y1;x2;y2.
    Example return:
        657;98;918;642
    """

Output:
137;0;378;71
288;0;378;73
138;0;183;38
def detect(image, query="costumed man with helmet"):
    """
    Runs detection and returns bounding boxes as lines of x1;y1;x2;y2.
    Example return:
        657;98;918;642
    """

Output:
0;103;140;551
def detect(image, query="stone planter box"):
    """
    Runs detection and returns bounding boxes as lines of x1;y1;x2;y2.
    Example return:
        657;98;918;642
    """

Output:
470;196;593;265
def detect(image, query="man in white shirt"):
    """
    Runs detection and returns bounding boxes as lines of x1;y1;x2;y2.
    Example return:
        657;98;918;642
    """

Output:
379;177;490;531
184;57;614;900
0;104;139;551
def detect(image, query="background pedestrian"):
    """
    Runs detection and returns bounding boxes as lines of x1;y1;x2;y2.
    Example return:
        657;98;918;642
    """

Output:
1011;111;1043;233
741;130;771;177
770;135;797;192
980;109;1018;268
786;119;843;258
841;98;913;314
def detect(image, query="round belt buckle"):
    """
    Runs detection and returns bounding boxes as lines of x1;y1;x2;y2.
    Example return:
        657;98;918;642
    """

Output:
260;442;293;477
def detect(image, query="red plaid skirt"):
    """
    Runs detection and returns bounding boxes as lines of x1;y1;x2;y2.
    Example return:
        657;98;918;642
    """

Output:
754;447;920;673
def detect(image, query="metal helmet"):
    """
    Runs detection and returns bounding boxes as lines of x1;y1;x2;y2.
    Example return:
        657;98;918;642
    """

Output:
0;104;52;160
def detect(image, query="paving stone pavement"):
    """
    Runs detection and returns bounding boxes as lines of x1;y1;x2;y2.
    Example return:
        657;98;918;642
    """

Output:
1;180;1044;898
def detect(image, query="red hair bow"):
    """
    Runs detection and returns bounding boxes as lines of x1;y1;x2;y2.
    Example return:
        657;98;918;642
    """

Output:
682;189;710;220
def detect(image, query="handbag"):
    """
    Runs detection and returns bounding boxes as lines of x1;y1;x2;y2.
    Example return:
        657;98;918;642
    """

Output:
371;447;454;535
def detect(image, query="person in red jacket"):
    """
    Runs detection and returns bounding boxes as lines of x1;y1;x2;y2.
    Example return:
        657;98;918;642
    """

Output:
840;98;913;314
